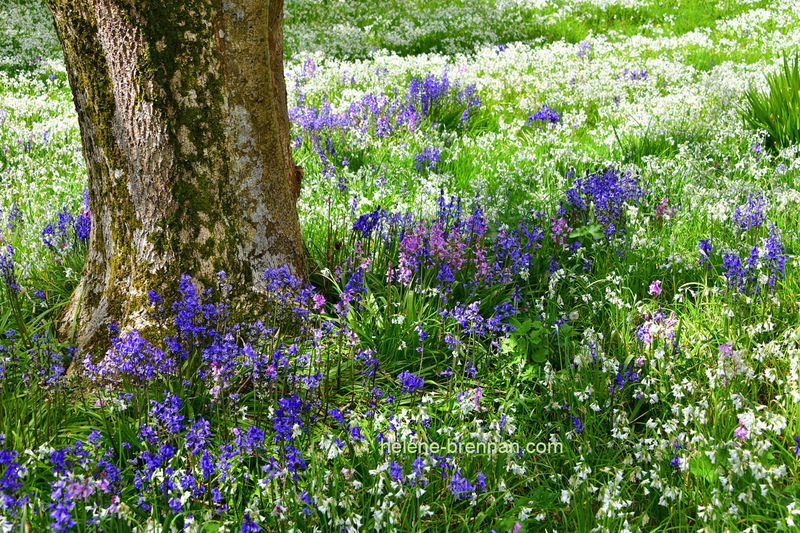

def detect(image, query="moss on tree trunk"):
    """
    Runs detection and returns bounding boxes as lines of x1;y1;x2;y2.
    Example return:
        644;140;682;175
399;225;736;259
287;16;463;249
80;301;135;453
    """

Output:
46;0;306;355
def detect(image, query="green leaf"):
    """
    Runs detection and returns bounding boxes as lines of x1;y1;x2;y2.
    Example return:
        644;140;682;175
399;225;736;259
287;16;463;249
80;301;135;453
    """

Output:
500;337;517;354
161;514;177;533
510;318;532;336
528;321;544;343
784;483;800;498
760;450;776;469
716;446;730;467
531;348;548;364
558;324;574;338
516;338;528;355
568;223;604;241
689;454;716;481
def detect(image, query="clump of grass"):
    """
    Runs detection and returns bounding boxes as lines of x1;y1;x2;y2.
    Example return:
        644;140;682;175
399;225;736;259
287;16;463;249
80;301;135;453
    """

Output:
620;126;708;165
741;53;800;153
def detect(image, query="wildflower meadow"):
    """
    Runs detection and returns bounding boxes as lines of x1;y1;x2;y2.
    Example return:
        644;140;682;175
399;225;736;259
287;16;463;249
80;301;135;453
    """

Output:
2;0;800;531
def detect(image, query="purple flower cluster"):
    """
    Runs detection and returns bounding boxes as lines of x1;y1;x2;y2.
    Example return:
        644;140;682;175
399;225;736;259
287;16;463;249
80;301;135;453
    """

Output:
264;265;322;324
75;407;312;522
290;69;481;186
149;391;185;435
82;265;331;420
413;146;442;173
397;370;424;394
448;470;486;500
695;192;788;297
38;439;122;529
41;203;91;252
241;513;262;532
352;205;388;239
84;329;174;387
720;225;786;296
698;238;713;269
272;395;312;442
23;332;67;388
609;368;641;394
394;204;480;288
0;244;19;294
0;439;27;516
731;192;766;232
408;70;482;126
616;68;649;81
4;202;24;233
356;348;380;382
670;440;683;470
48;479;76;532
565;166;649;237
576;40;592;59
379;193;544;293
526;104;561;126
636;308;677;346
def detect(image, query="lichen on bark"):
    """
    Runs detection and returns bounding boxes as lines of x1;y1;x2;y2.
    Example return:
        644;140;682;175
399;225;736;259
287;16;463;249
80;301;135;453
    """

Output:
46;0;307;356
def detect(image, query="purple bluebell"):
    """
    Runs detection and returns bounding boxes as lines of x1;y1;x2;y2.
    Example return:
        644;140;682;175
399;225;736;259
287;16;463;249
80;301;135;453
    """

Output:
527;104;561;126
0;245;19;294
398;370;423;394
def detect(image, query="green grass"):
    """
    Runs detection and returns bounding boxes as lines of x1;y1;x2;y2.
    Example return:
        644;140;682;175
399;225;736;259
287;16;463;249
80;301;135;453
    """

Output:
283;0;776;60
741;53;800;153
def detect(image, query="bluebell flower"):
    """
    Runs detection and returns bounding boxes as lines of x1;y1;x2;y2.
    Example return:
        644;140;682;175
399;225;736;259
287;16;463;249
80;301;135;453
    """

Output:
299;490;316;516
0;448;24;494
6;202;23;233
168;496;182;514
48;480;76;532
272;395;311;442
200;449;215;479
527;104;561;126
0;245;20;294
576;40;592;59
615;68;648;81
398;371;423;394
241;513;261;532
731;192;766;232
698;238;713;269
185;417;211;456
149;391;184;435
565;166;648;237
448;469;485;500
413;147;441;173
353;205;388;238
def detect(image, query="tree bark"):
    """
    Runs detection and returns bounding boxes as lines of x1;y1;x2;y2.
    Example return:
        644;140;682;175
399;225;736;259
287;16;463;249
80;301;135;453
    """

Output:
46;0;306;353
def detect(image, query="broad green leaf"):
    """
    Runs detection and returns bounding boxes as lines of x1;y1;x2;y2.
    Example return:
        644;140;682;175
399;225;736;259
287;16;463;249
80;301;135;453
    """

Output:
568;223;604;241
500;337;517;354
689;454;715;481
532;348;548;364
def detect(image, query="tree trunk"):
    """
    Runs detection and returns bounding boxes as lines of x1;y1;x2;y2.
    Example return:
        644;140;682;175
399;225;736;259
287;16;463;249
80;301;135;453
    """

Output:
46;0;306;354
